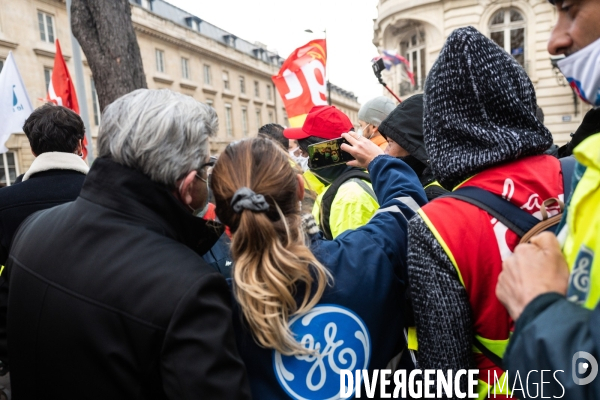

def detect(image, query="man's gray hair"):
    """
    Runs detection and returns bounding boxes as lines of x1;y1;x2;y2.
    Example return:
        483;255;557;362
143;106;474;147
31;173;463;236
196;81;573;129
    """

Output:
97;89;217;186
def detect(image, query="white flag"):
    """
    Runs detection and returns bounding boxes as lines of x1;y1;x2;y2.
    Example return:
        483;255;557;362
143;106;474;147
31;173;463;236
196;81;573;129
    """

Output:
0;52;33;153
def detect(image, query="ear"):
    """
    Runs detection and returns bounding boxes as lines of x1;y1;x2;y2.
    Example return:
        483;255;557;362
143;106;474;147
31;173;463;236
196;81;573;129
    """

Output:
373;126;380;134
178;171;197;206
75;139;83;155
296;174;305;201
30;146;37;157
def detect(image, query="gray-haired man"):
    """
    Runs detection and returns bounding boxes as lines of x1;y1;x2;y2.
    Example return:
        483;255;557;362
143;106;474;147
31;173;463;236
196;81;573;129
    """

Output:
5;89;251;399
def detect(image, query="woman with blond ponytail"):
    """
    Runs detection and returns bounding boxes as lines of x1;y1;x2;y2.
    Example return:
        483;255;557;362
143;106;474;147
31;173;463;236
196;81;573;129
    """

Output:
211;134;427;400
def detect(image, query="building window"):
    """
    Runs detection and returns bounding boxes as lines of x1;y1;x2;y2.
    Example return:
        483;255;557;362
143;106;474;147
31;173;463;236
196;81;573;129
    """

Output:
239;76;246;94
0;152;18;187
224;104;233;137
400;30;427;93
268;111;274;124
205;99;214;108
181;58;190;80
254;81;260;98
223;71;230;90
283;112;289;127
38;11;55;43
185;17;201;32
203;65;212;85
489;8;526;68
90;77;100;126
44;67;52;92
134;0;153;10
267;84;273;101
224;35;236;47
255;109;262;129
241;106;248;136
156;49;165;73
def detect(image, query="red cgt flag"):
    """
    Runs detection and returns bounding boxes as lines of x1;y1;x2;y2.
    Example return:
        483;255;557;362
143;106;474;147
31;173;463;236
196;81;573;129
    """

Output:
46;39;88;159
272;39;328;127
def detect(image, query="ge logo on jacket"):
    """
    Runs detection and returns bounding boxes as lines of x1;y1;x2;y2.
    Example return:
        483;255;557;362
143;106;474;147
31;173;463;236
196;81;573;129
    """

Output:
273;305;371;400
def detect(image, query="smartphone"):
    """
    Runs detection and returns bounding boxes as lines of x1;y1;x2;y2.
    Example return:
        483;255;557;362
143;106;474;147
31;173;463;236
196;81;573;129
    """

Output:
307;137;355;170
372;58;385;79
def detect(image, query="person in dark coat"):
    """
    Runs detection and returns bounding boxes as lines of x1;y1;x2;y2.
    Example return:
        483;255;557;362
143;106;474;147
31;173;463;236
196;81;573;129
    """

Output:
4;89;251;400
378;93;447;200
0;103;88;266
0;104;88;374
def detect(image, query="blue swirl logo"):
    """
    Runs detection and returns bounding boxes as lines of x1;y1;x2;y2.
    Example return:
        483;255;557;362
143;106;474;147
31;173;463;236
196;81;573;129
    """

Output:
273;305;371;400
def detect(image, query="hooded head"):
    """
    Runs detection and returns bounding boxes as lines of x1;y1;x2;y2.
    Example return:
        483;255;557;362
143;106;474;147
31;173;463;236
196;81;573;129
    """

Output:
379;94;427;165
423;26;552;189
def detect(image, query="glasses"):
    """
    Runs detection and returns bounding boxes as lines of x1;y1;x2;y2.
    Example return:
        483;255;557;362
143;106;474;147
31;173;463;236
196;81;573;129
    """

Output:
195;157;216;189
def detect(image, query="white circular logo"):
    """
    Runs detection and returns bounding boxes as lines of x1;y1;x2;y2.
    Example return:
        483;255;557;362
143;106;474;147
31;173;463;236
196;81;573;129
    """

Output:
273;305;371;400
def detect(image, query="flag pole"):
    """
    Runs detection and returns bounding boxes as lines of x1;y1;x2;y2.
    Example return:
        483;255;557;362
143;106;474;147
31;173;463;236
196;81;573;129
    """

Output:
66;0;94;164
325;28;331;105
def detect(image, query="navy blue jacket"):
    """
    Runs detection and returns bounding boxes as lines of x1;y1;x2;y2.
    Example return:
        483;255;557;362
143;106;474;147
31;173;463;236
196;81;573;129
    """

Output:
232;155;427;400
504;293;600;399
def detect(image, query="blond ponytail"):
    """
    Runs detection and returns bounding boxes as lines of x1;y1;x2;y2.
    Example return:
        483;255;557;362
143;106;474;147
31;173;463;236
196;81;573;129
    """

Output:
211;137;332;355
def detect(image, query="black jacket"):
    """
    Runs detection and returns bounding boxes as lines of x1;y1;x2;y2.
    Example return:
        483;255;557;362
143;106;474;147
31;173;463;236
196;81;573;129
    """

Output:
0;169;86;266
5;158;251;400
0;168;86;368
558;108;600;158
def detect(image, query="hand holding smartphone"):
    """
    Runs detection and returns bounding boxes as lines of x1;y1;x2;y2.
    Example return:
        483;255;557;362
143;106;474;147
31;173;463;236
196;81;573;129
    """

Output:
340;132;385;169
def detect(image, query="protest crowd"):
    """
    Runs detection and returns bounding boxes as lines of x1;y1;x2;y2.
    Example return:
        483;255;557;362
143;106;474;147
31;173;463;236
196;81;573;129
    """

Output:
0;0;599;399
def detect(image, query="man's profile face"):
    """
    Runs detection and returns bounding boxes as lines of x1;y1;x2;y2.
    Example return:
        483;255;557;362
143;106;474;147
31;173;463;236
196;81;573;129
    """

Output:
548;0;600;56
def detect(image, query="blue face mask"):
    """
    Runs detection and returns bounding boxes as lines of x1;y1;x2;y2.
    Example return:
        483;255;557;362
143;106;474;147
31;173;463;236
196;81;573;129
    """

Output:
557;36;600;107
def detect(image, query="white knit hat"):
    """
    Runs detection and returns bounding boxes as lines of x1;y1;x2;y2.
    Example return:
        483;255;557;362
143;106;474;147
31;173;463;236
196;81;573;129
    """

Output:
358;96;396;127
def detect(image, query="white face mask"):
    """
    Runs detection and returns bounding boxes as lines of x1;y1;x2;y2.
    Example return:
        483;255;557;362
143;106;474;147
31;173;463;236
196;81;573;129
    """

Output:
557;36;600;107
193;201;210;218
289;147;309;172
358;125;372;139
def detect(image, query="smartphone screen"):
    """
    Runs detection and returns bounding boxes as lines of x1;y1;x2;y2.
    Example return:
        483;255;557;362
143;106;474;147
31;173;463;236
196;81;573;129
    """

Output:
307;137;355;170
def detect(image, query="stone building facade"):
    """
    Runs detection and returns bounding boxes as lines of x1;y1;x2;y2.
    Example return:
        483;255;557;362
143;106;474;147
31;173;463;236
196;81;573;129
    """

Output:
373;0;591;145
0;0;360;186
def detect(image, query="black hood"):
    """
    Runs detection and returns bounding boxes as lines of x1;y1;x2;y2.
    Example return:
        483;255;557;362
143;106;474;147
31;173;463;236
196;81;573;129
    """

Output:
379;94;428;165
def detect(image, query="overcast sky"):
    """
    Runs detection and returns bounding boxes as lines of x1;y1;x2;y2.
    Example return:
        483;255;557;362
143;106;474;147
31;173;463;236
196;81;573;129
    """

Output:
167;0;382;104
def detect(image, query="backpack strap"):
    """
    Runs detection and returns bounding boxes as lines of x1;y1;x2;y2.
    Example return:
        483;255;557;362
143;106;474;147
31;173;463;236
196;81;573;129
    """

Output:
320;169;374;240
473;337;505;370
445;186;539;237
559;156;576;201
